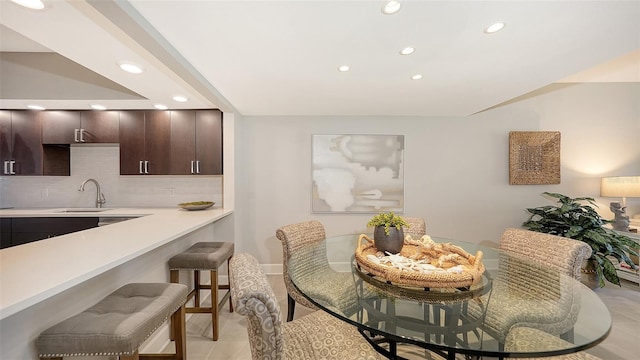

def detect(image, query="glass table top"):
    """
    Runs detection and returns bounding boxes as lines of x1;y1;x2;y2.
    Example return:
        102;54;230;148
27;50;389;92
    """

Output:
288;234;611;358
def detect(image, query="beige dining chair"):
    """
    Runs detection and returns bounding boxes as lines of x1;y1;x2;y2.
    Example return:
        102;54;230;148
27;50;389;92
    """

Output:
229;252;383;360
276;220;325;321
471;228;594;346
505;327;602;360
401;216;427;239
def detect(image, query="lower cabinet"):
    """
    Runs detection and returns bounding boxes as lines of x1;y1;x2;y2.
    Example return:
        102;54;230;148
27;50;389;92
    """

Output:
2;217;99;249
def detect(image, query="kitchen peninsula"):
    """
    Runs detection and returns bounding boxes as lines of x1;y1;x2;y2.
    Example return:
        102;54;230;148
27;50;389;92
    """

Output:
0;206;233;359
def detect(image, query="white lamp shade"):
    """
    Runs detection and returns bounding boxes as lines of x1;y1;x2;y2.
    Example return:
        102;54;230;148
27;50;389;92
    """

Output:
600;176;640;198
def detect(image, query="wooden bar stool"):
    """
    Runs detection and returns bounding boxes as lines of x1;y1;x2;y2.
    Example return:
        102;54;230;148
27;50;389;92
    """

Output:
168;242;234;341
36;283;188;360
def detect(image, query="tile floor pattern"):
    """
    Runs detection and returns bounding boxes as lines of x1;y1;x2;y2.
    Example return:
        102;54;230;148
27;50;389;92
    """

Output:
168;276;639;360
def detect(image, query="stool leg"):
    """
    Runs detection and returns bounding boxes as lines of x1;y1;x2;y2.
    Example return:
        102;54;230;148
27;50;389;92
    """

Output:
169;270;179;341
227;255;234;313
120;350;140;360
194;270;201;307
211;270;219;341
172;305;187;360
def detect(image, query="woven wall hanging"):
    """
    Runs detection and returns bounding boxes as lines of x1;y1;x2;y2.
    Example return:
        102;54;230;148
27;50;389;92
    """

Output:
509;131;561;185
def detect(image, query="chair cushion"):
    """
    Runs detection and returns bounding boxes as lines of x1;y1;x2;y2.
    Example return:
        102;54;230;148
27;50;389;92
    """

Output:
36;283;187;357
168;242;234;270
284;309;382;360
505;327;602;360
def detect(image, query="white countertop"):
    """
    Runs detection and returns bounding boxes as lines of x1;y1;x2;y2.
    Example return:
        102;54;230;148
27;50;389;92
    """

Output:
0;207;233;320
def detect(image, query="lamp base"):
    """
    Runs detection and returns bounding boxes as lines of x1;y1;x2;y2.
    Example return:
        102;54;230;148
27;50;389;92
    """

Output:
610;201;630;232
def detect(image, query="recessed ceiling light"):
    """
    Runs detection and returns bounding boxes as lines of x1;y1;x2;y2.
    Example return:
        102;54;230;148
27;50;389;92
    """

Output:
118;61;144;74
10;0;45;10
382;1;401;15
172;95;188;102
27;104;45;110
91;104;106;110
400;47;415;55
154;104;168;110
411;74;423;80
485;22;505;34
338;65;350;72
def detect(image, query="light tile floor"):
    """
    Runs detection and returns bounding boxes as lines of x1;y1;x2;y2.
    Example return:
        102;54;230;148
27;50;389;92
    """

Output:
173;276;639;359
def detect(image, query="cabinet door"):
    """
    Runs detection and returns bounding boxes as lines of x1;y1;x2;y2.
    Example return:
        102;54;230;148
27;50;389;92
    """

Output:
144;111;171;175
81;111;119;143
10;111;43;175
0;110;10;168
41;111;80;144
195;110;223;175
169;110;196;175
119;111;146;175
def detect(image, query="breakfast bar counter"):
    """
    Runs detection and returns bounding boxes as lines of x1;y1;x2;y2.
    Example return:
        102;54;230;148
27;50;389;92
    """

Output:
0;207;233;359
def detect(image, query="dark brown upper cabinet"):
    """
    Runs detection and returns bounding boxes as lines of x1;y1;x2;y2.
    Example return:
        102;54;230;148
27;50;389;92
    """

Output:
42;110;119;144
169;110;222;175
119;110;171;175
0;110;43;176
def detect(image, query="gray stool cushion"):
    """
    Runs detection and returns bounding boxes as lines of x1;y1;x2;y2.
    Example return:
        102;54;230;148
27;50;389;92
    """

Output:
168;242;234;270
36;283;188;357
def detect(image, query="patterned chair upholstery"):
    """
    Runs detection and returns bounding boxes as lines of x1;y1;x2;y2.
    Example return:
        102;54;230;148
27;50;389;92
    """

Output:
229;253;383;360
505;327;602;360
470;228;593;345
401;216;427;239
500;228;592;281
276;220;325;321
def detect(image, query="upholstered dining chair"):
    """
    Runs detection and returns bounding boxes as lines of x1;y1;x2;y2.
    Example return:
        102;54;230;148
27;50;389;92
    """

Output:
229;253;383;360
505;327;602;360
469;228;593;347
276;220;324;321
401;216;427;239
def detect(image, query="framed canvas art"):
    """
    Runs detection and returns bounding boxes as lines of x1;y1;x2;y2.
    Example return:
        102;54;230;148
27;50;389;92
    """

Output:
312;134;404;213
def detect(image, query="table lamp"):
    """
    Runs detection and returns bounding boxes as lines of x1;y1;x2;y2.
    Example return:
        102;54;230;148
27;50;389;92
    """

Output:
600;176;640;231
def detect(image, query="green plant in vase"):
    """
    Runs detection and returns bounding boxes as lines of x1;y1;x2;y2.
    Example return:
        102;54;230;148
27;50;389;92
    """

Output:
367;211;409;254
522;192;639;287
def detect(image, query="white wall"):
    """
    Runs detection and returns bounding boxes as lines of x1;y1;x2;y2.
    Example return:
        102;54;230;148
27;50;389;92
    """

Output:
234;82;640;269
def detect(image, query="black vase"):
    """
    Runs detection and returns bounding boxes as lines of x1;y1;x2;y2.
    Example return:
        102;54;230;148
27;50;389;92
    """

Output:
373;226;404;254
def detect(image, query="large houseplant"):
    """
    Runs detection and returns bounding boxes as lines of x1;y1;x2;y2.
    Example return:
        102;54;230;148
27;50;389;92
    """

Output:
367;211;409;254
522;192;639;287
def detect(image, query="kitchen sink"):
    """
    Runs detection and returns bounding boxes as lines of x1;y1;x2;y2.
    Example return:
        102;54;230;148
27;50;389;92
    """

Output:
51;208;114;213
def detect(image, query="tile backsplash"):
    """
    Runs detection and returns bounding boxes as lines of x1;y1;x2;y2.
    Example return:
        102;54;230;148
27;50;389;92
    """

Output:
0;146;222;208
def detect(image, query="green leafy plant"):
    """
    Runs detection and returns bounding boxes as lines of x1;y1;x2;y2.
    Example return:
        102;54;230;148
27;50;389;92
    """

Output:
367;211;409;235
523;192;640;287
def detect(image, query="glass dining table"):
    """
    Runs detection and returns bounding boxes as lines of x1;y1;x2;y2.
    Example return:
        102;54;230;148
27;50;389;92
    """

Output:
287;234;611;360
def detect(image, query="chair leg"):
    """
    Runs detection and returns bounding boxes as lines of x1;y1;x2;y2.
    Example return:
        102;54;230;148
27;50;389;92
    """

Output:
287;294;296;322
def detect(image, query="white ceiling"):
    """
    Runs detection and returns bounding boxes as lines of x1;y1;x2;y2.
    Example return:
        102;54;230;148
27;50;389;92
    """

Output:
0;0;638;116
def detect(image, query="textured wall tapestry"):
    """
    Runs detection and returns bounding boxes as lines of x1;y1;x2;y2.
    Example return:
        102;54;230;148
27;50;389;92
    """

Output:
312;134;404;213
509;131;561;185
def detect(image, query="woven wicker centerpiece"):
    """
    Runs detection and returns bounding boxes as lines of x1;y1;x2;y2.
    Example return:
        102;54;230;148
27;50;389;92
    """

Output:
355;234;485;289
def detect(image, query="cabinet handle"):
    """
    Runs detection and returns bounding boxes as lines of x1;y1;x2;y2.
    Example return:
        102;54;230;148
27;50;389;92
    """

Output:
74;129;80;143
196;160;200;174
80;128;85;143
144;161;149;174
139;160;144;174
3;161;8;175
9;160;15;175
191;160;195;174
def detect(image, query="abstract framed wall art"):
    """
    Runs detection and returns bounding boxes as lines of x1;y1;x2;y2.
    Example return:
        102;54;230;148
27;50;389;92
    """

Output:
509;131;561;185
312;134;404;213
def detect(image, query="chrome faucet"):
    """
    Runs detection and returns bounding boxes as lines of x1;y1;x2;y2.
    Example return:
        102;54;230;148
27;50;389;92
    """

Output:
79;178;106;208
